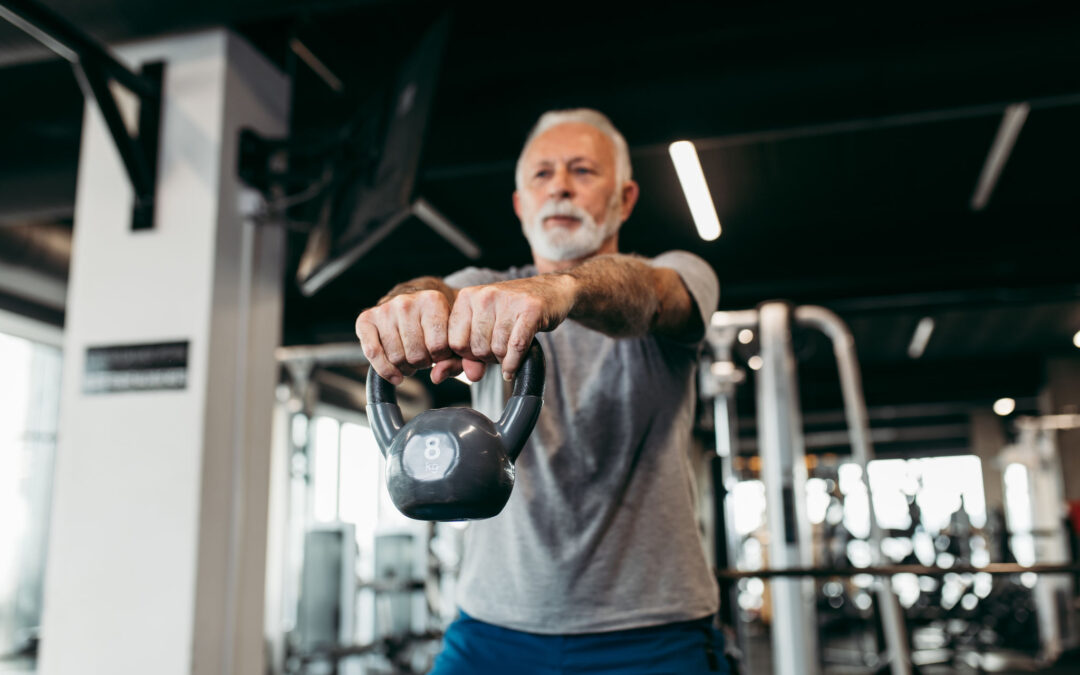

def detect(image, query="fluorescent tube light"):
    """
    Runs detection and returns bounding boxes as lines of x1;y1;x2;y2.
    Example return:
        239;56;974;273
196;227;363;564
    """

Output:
970;102;1029;211
907;317;935;359
669;140;721;241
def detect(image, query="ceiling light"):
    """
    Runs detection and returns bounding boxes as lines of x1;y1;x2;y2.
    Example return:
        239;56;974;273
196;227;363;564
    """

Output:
993;397;1016;416
907;317;935;359
747;355;763;371
738;329;754;344
1073;330;1080;349
970;103;1030;212
668;141;721;241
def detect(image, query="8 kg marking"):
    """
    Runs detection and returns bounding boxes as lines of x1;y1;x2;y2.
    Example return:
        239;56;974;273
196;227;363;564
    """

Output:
407;435;454;479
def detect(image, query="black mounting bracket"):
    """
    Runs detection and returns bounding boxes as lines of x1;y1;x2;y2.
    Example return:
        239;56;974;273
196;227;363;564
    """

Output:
0;0;164;230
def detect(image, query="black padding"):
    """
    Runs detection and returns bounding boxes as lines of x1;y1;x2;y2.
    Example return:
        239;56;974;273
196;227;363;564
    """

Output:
366;368;398;404
511;340;546;398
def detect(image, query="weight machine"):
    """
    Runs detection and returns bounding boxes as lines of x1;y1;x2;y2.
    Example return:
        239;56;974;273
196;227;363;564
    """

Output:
703;302;912;675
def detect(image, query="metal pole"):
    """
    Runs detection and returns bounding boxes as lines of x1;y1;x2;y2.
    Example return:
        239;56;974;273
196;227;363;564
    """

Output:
717;562;1080;579
0;0;156;99
299;207;412;297
71;59;157;212
707;326;751;675
795;306;912;675
757;302;819;675
412;197;482;260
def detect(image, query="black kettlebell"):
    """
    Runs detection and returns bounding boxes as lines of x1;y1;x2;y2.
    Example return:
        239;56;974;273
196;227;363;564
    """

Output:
366;341;545;521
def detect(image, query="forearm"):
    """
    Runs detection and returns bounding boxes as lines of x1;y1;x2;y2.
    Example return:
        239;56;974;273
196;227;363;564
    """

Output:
560;254;696;338
377;276;457;306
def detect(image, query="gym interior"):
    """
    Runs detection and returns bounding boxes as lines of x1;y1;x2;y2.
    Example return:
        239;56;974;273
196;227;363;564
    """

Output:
2;1;1079;674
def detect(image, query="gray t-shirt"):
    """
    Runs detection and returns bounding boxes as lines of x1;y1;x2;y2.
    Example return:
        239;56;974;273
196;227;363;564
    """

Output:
443;251;720;634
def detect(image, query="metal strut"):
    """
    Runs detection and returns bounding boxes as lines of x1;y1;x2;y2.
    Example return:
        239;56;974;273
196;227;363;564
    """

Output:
0;0;164;230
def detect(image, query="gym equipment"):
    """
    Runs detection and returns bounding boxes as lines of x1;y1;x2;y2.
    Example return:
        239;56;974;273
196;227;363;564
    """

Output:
366;341;545;521
295;523;357;655
998;414;1080;661
706;302;913;675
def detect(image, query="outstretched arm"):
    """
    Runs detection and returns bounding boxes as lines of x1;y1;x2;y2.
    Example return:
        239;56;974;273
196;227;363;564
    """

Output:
447;253;705;378
561;253;702;340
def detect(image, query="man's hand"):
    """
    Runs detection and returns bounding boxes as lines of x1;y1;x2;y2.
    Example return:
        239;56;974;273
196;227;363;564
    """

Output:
356;288;468;386
356;275;577;386
449;275;576;381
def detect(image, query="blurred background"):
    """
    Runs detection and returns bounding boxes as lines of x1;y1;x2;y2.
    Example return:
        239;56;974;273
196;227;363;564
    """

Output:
1;1;1079;673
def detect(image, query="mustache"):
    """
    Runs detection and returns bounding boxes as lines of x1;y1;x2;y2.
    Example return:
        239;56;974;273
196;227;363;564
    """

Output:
536;199;590;222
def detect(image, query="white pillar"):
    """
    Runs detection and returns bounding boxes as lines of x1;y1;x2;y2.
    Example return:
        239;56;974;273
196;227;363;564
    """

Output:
39;30;289;675
756;303;819;675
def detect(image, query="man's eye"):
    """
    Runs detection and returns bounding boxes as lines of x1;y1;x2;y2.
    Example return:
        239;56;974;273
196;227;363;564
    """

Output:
573;167;594;175
534;169;552;179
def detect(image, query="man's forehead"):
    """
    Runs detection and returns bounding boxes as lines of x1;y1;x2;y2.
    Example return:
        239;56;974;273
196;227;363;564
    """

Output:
523;122;615;165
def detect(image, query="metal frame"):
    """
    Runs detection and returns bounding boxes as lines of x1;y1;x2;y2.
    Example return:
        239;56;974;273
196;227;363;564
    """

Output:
757;303;820;675
0;0;163;230
707;302;914;675
717;562;1080;580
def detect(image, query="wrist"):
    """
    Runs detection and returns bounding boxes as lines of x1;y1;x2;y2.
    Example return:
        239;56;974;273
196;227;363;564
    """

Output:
554;272;580;311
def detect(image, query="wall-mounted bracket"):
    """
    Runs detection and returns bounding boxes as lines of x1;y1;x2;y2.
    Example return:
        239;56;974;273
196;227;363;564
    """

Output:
0;0;164;230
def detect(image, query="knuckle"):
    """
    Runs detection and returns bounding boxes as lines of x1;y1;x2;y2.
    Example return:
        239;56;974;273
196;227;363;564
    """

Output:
418;289;444;305
355;316;372;336
474;287;496;305
428;334;450;354
448;336;470;354
370;306;391;326
471;338;490;357
405;347;429;366
361;340;382;359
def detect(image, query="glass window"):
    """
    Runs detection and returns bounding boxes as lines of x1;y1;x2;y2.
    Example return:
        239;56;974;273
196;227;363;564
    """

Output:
310;416;341;523
0;330;63;664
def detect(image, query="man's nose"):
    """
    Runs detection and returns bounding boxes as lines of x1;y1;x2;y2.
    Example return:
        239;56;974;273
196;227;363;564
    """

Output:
547;167;573;200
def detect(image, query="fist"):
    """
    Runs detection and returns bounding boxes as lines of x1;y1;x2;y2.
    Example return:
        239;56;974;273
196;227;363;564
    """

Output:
448;275;575;380
355;290;476;385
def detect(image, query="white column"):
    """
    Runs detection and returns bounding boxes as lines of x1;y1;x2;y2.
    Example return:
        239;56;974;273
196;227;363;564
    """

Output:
39;30;289;675
755;302;819;675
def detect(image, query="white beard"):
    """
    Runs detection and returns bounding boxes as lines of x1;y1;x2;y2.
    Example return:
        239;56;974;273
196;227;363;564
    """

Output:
521;196;622;262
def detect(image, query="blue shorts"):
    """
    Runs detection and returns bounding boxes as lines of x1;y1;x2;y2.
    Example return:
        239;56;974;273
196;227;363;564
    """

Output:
428;611;729;674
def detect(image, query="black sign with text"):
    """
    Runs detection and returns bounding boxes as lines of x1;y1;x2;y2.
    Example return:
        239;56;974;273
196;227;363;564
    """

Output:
84;341;189;394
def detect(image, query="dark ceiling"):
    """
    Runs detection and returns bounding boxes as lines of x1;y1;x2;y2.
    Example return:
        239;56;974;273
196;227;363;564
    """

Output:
1;0;1079;438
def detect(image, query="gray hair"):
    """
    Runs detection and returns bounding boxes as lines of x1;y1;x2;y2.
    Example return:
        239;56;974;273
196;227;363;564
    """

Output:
514;108;632;192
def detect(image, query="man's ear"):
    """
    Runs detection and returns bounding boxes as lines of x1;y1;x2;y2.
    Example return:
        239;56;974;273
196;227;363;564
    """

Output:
620;180;640;221
513;191;523;220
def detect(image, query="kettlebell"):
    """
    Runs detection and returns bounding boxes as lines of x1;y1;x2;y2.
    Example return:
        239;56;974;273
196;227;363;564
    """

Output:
366;340;545;521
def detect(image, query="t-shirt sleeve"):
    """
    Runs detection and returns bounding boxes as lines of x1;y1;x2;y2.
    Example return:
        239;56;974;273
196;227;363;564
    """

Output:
442;266;510;289
649;250;720;335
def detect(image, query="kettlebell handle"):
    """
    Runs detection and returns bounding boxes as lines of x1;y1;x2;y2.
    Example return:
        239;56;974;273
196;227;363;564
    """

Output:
366;340;546;460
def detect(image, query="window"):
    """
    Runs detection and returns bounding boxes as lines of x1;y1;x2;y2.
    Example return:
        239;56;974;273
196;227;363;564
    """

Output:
0;323;63;665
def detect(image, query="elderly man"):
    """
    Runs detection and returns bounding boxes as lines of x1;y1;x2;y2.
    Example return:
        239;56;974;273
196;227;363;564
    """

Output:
356;109;727;674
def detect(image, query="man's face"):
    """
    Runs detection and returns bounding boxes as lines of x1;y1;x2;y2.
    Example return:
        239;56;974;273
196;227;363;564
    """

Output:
514;122;634;262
